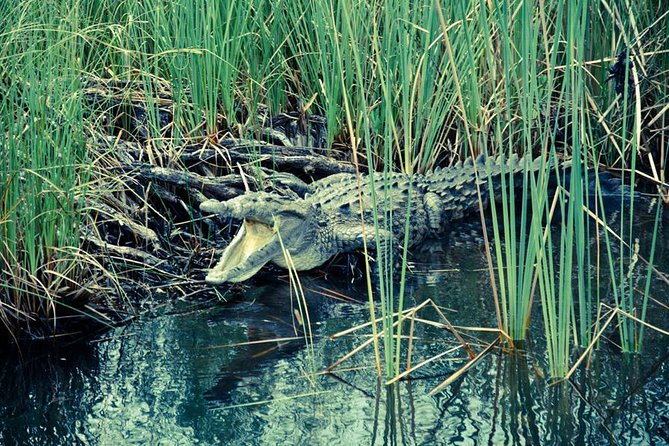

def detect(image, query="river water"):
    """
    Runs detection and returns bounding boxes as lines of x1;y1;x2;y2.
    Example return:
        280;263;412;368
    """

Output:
2;215;668;445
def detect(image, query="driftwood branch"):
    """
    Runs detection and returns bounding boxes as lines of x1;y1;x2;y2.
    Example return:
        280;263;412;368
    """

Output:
181;140;356;177
83;234;165;266
125;163;246;201
83;82;358;302
84;199;162;251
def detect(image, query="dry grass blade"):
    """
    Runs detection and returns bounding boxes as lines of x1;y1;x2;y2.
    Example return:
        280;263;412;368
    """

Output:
428;338;500;396
329;299;432;340
202;336;303;350
385;345;463;385
580;197;669;287
560;307;618;383
601;303;669;337
304;284;366;305
425;299;476;358
326;331;382;373
211;390;331;411
327;299;495;378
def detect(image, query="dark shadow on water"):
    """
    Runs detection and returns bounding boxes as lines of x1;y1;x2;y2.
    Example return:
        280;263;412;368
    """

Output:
500;343;543;446
0;338;99;446
203;284;307;407
203;280;367;408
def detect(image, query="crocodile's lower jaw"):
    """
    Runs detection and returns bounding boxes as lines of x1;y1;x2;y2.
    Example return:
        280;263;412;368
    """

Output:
205;219;276;284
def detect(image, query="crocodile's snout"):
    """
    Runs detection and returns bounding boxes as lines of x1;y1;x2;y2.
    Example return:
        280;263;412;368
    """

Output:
200;199;228;215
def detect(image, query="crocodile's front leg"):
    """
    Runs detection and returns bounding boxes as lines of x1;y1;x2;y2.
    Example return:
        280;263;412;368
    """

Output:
332;221;394;253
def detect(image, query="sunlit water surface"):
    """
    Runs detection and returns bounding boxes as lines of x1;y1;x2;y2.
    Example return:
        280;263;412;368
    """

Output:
2;215;668;445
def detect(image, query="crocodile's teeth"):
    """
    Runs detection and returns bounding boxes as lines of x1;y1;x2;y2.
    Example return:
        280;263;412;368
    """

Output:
205;219;276;284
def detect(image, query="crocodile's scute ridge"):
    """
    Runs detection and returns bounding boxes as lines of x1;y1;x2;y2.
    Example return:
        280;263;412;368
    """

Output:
201;155;550;284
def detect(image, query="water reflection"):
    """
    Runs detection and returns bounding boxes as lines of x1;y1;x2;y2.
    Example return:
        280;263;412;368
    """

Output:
497;346;542;445
204;284;328;407
0;221;667;444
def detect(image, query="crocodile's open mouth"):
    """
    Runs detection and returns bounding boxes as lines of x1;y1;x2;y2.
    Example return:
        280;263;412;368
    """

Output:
205;219;278;284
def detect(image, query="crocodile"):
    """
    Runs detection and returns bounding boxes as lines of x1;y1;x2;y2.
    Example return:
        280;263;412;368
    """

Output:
200;154;556;284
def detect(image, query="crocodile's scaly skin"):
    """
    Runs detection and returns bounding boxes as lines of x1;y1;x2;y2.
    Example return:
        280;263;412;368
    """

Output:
201;155;547;284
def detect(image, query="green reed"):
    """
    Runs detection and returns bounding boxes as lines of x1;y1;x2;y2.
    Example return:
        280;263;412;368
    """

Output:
0;0;94;336
434;0;666;377
327;0;474;378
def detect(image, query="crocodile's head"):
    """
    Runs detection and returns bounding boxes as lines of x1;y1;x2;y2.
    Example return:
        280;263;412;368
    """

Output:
201;193;327;284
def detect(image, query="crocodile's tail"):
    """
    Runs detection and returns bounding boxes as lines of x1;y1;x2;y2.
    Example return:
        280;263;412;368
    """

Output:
429;153;544;193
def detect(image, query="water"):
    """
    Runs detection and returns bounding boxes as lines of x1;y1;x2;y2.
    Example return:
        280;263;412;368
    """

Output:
2;221;668;445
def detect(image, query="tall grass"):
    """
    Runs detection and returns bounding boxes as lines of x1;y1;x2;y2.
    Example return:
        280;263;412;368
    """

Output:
0;0;665;381
426;0;665;377
328;0;469;377
0;1;93;337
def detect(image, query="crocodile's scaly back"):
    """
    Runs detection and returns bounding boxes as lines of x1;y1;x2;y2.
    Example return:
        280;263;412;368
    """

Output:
306;170;433;253
418;154;548;227
201;154;554;283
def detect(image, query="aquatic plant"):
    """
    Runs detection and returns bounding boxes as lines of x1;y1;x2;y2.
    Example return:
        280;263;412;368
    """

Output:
326;0;668;378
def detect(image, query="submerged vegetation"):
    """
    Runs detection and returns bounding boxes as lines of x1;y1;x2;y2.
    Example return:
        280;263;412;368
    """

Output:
0;0;667;391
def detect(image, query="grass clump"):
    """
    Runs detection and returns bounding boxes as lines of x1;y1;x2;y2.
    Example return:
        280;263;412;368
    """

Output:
0;1;102;339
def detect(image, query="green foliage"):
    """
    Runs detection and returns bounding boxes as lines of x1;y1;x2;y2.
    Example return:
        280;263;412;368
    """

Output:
0;0;90;335
0;0;665;376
